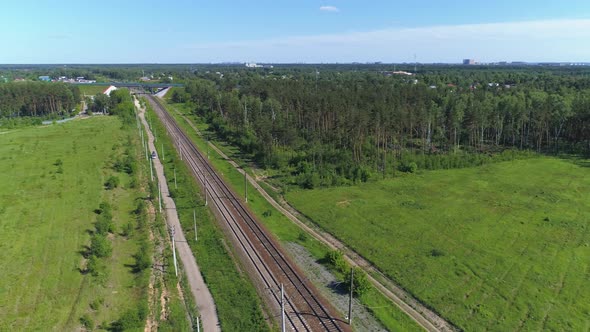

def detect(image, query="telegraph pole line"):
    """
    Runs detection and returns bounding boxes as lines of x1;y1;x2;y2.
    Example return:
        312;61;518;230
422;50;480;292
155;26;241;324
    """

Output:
348;268;354;325
281;284;285;332
193;209;197;242
204;175;208;207
174;168;177;189
158;183;162;213
206;136;210;159
244;168;248;203
171;226;178;277
149;157;154;181
145;140;148;161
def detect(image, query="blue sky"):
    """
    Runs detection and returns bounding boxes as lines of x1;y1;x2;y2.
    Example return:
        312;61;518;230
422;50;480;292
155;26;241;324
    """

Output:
1;0;590;63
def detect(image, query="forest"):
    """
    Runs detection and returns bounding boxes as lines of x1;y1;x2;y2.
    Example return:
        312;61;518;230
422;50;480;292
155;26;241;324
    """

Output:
171;66;590;187
0;81;80;118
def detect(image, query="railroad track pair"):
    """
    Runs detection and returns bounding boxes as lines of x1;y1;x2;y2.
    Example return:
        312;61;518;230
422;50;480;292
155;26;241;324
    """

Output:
148;96;348;332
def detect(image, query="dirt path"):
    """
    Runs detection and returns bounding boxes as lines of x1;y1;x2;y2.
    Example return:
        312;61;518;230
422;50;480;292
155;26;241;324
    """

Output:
137;99;221;332
171;106;457;332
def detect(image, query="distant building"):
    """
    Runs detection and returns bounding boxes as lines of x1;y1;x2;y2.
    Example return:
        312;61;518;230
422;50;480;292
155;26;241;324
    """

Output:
39;76;51;82
463;59;476;65
103;85;118;96
383;71;415;76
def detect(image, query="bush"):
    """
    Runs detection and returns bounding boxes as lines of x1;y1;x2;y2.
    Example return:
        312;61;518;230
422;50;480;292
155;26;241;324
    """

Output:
110;303;148;331
86;255;106;277
90;234;112;258
79;314;94;330
345;267;371;297
104;176;120;190
325;250;348;273
95;213;114;235
124;221;135;236
134;243;152;272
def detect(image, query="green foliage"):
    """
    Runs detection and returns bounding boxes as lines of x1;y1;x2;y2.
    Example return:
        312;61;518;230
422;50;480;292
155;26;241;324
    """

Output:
288;157;590;330
95;213;114;235
0;116;149;330
175;67;590;189
110;302;148;331
325;250;348;273
121;222;134;238
104;175;120;190
90;234;112;258
346;267;371;297
0;81;80;118
133;241;151;272
79;314;94;330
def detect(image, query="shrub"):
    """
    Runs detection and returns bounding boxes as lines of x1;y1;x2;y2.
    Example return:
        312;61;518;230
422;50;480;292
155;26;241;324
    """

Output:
325;250;348;273
345;267;371;297
121;222;134;238
104;176;120;190
110;302;148;331
86;255;106;277
95;213;114;235
90;234;112;258
134;243;152;272
79;314;94;330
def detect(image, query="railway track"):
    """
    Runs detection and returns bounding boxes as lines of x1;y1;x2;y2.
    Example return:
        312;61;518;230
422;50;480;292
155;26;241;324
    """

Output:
147;95;349;332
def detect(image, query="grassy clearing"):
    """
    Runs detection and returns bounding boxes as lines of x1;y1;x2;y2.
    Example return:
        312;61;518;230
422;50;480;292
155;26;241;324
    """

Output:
78;85;108;96
286;157;590;331
162;100;423;331
146;103;270;332
0;117;147;330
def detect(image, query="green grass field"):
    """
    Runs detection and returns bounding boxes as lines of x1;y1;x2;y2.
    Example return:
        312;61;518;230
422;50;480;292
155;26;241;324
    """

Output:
78;85;108;96
286;157;590;331
0;117;148;330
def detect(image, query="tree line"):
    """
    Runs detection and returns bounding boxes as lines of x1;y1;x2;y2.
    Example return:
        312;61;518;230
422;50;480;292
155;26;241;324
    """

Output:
0;81;81;118
173;68;590;187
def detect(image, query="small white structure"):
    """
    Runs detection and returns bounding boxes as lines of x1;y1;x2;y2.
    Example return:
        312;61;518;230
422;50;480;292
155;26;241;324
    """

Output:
103;85;118;96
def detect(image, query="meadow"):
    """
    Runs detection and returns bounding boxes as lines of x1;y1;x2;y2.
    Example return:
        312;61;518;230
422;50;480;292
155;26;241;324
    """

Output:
78;85;109;96
286;157;590;331
0;117;148;330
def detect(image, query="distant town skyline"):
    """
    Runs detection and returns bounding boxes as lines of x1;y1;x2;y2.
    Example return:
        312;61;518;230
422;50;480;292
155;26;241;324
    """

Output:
1;0;590;63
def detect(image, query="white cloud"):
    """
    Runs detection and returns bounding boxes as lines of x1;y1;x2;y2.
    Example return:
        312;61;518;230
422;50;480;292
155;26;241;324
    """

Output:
183;19;590;63
319;6;339;12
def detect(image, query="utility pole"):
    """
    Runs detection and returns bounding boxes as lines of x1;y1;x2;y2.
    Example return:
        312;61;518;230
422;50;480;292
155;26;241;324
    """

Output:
281;284;285;332
161;143;165;161
348;268;354;325
149;157;154;181
206;138;209;159
174;168;177;189
171;226;178;277
196;316;200;332
204;176;208;207
144;135;148;161
244;168;248;203
193;209;197;242
158;184;162;213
